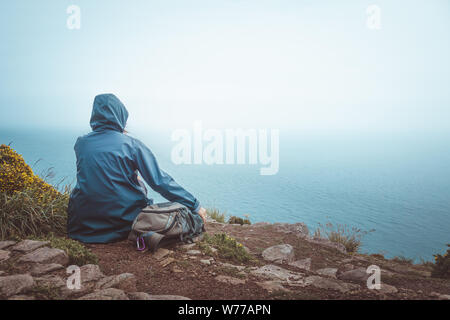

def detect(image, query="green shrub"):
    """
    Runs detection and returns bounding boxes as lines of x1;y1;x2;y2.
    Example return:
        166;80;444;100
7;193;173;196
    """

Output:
0;186;69;240
37;234;98;266
228;216;251;225
0;145;69;240
431;245;450;279
199;233;254;264
206;208;226;223
314;222;374;253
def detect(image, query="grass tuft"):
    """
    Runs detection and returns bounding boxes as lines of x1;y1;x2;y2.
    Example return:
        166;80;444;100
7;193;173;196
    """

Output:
199;233;254;264
33;233;98;266
206;208;226;223
314;222;374;253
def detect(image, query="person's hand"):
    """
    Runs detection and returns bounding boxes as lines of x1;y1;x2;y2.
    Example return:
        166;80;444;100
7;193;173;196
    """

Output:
197;207;207;225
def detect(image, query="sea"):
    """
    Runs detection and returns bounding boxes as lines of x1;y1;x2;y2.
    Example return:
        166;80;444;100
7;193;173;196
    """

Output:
1;127;449;262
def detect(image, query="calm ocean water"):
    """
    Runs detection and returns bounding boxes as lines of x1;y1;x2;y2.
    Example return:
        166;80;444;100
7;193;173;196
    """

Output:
1;127;449;262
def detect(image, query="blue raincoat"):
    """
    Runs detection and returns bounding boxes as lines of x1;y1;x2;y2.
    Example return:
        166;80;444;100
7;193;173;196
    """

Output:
67;94;200;243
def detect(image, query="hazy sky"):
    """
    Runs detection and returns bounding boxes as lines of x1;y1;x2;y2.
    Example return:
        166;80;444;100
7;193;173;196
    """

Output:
1;0;449;134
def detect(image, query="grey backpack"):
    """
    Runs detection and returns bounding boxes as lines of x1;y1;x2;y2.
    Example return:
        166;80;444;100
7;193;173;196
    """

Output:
128;202;204;252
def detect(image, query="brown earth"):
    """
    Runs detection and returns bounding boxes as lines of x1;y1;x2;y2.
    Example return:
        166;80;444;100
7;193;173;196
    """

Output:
84;220;450;300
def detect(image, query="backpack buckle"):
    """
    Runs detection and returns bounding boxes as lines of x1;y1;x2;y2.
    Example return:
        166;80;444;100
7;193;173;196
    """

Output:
136;236;146;251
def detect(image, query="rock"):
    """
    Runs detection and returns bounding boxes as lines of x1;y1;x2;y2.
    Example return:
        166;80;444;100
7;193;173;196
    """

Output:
11;240;49;253
210;247;218;254
172;266;183;273
0;241;16;250
0;250;10;262
304;276;360;294
251;265;304;286
160;257;175;267
316;268;338;278
146;295;191;300
31;263;64;276
377;283;398;294
153;248;172;260
186;250;202;255
307;237;347;253
78;288;129;300
34;275;66;288
200;259;211;265
218;262;246;271
257;280;290;293
288;258;312;271
341;263;354;272
339;268;368;283
18;247;69;265
262;244;295;263
179;243;196;250
273;223;309;238
96;273;137;292
215;275;246;285
430;292;450;300
80;264;104;283
0;271;4;276
192;234;204;242
8;295;35;300
257;280;290;292
0;274;35;297
128;292;153;300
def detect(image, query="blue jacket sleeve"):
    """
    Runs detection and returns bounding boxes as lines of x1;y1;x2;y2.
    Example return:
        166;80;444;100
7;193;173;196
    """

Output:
132;139;200;212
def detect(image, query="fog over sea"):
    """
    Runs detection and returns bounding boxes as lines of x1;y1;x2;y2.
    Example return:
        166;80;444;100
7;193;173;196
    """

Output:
2;126;449;262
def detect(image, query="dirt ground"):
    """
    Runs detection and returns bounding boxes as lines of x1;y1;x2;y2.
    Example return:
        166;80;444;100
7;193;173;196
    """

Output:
86;221;450;300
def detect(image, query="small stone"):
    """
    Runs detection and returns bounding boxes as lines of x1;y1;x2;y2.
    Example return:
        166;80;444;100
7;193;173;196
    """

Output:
31;263;64;276
439;294;450;300
257;280;290;293
288;258;311;271
186;250;201;255
34;275;66;288
0;241;16;250
251;265;304;285
80;264;104;283
128;292;153;300
160;257;175;267
179;243;196;250
262;244;295;263
218;262;246;271
153;248;172;260
341;263;354;272
11;240;49;253
339;268;368;283
0;274;35;297
146;295;191;300
304;276;360;294
377;283;398;294
172;266;183;273
8;295;35;300
0;250;10;262
96;273;137;292
78;288;129;300
18;247;69;265
200;259;211;265
215;275;246;285
316;268;338;278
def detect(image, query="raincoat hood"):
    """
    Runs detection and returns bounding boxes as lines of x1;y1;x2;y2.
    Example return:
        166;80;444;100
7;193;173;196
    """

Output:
90;94;129;132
